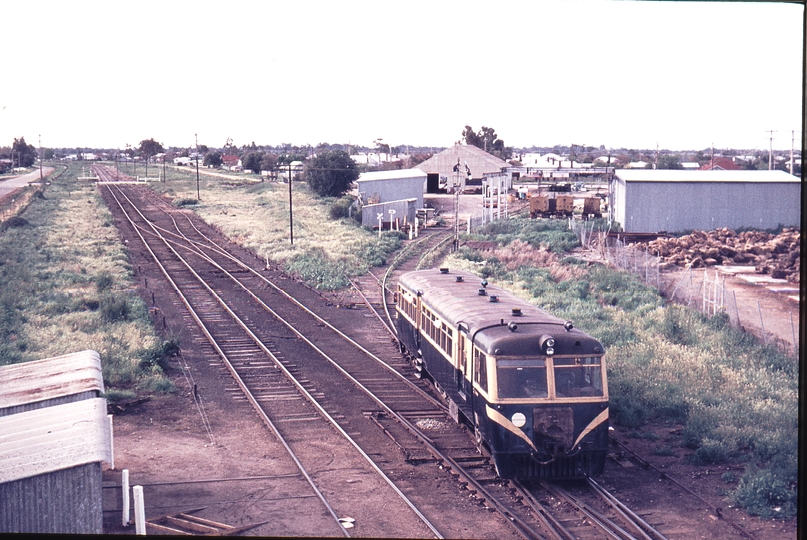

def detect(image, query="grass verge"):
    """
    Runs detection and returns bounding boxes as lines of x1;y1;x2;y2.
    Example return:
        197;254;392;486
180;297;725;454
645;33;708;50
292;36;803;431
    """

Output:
0;162;173;401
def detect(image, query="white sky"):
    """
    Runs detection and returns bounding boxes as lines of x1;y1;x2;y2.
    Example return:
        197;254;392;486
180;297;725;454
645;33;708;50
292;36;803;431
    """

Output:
0;1;802;152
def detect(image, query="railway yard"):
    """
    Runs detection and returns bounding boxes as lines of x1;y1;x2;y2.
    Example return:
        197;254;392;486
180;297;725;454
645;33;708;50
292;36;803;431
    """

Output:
85;165;796;539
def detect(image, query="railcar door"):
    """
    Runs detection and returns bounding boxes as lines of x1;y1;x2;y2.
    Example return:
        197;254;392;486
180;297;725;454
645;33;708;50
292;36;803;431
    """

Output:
457;332;468;399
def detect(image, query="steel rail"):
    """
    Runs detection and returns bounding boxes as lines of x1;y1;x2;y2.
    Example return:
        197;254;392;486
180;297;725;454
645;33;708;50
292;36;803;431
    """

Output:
106;184;443;538
511;480;573;540
539;481;636;540
170;210;449;414
104;184;353;537
107;182;549;540
167;212;550;540
586;477;665;540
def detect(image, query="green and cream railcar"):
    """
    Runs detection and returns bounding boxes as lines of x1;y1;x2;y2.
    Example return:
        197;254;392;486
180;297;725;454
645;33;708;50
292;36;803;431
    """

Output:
396;268;609;479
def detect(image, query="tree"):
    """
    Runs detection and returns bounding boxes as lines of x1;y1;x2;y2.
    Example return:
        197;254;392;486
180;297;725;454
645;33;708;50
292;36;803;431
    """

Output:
242;152;264;174
260;153;278;173
461;125;509;158
11;137;37;167
138;138;164;161
657;154;683;170
138;138;164;176
304;150;359;197
204;151;223;168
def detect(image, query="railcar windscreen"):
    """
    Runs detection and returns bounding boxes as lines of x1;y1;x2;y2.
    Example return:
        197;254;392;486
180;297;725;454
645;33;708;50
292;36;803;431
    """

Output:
553;357;604;397
496;359;548;399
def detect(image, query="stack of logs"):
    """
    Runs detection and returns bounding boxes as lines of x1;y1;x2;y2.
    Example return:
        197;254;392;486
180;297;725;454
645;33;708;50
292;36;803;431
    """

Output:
646;228;800;282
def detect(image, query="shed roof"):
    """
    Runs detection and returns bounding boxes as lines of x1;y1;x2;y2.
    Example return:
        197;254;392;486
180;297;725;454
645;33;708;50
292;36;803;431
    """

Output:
0;350;104;413
415;144;508;179
614;169;799;183
0;398;112;483
357;168;427;182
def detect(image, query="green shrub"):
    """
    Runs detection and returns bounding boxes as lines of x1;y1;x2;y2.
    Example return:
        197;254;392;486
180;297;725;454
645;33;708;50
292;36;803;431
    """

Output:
95;271;114;292
100;295;130;322
653;445;676;457
732;468;797;519
689;438;731;464
103;389;137;403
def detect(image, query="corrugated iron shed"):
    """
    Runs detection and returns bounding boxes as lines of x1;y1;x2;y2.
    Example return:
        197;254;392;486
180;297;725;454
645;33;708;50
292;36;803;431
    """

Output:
0;398;112;533
0;350;104;416
0;397;112;484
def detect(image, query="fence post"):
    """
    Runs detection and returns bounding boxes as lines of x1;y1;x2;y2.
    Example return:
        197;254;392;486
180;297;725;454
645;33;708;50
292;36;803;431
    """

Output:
790;312;796;354
122;469;130;527
758;301;767;345
134;485;146;535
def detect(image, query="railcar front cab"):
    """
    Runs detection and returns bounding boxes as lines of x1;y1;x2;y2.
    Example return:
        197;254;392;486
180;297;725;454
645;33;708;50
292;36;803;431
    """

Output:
473;323;609;479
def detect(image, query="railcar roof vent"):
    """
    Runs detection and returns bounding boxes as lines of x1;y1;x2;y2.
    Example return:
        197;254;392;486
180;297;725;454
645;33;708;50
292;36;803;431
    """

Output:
481;279;488;288
511;308;522;316
455;276;464;282
564;320;574;331
508;322;518;332
439;267;449;274
478;288;487;296
488;295;499;302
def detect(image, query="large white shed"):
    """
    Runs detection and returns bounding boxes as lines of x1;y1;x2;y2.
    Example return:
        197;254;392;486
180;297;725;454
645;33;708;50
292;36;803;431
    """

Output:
611;169;801;233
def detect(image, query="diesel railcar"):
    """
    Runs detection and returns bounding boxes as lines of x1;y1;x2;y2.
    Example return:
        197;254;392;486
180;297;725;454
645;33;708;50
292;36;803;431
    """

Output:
395;268;609;479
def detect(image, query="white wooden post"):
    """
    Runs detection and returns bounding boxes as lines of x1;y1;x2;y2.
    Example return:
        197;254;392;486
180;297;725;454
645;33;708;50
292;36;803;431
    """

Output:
107;414;114;470
122;469;130;527
133;485;146;535
377;213;383;239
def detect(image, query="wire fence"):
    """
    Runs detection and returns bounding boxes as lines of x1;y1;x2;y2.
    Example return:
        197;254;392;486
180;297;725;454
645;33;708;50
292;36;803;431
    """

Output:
574;224;799;357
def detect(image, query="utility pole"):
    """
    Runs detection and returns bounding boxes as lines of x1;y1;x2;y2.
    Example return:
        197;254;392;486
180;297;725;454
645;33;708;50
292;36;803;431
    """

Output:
766;130;776;170
288;161;294;245
38;134;42;180
790;130;795;175
195;133;200;200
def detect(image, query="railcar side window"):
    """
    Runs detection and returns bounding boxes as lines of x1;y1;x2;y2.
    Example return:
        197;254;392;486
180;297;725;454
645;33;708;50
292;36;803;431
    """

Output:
553;356;604;398
474;349;488;391
496;359;548;399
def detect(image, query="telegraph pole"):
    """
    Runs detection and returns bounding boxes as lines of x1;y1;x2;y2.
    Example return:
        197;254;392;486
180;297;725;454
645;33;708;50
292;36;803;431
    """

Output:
766;130;776;170
38;134;42;180
288;161;294;245
195;133;200;200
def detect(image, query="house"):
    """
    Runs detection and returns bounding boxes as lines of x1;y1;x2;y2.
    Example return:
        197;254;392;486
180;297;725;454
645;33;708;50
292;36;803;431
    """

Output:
611;169;800;233
699;157;742;171
414;144;509;193
222;155;241;171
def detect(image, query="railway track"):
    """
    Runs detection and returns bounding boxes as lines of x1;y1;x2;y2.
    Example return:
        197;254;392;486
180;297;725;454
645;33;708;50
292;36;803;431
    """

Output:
95;167;757;539
94;167;537;538
346;210;760;540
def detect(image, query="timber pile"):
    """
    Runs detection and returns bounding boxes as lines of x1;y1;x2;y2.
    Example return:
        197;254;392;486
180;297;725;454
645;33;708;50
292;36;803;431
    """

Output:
647;227;801;282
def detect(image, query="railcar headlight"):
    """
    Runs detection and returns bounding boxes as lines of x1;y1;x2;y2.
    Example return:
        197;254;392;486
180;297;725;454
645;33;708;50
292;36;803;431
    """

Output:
511;412;526;428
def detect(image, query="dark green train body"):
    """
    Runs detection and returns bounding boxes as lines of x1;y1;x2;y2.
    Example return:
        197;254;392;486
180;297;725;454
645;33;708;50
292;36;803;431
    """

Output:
396;268;609;479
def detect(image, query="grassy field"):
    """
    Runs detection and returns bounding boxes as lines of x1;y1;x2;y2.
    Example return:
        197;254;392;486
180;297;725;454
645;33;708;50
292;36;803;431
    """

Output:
147;165;404;289
0;162;172;401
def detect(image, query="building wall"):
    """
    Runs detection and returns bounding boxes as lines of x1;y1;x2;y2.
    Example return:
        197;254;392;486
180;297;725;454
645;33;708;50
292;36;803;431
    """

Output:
357;177;424;209
614;181;801;233
361;199;417;228
0;462;103;534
